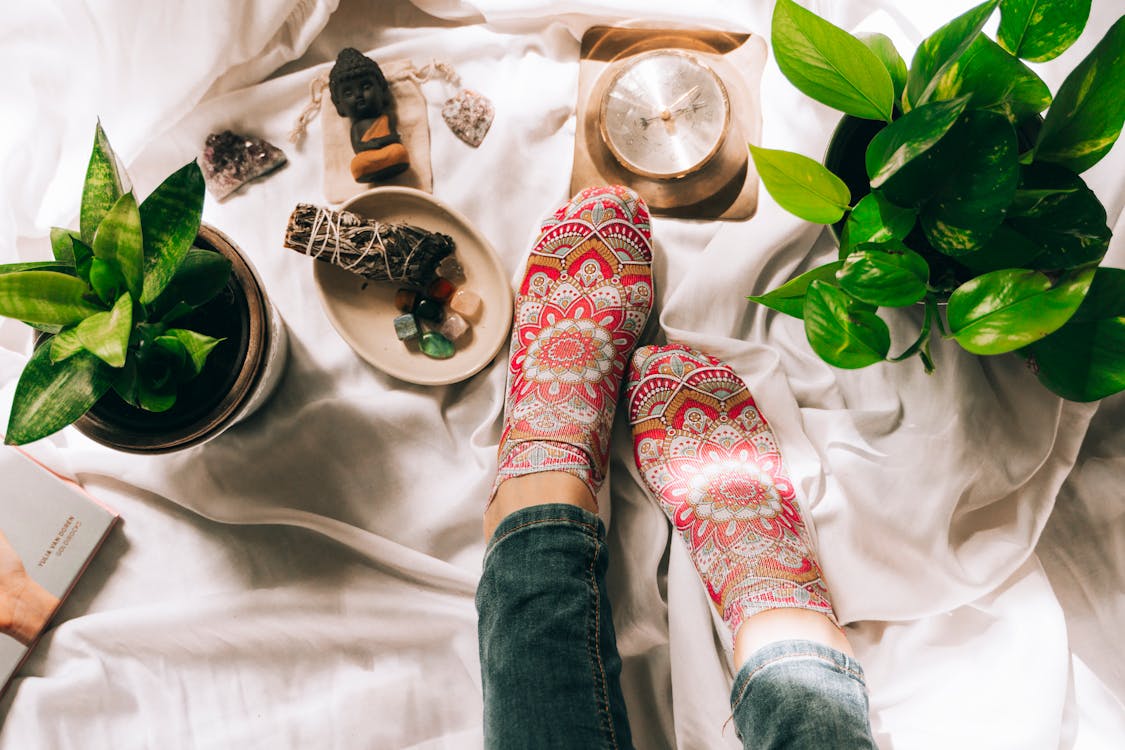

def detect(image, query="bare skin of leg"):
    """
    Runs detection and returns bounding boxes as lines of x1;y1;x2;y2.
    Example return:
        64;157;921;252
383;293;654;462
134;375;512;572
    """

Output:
733;609;855;667
483;473;852;669
483;472;597;541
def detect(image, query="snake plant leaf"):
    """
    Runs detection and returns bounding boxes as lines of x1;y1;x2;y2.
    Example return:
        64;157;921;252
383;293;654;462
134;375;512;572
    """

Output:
771;0;894;122
1035;16;1125;174
866;95;970;188
749;262;844;320
0;261;73;276
998;0;1092;62
139;161;206;303
92;191;144;300
138;379;177;413
88;258;124;306
0;271;103;326
920;110;1019;256
1026;268;1125;401
50;327;85;363
804;281;890;368
111;354;140;407
905;0;998;110
71;237;94;282
838;241;929;307
148;247;232;322
50;228;77;266
79;122;129;245
930;34;1051;123
858;33;907;105
749;145;851;224
75;292;132;368
842;191;917;249
1004;163;1110;269
947;267;1094;354
156;329;222;378
5;342;112;445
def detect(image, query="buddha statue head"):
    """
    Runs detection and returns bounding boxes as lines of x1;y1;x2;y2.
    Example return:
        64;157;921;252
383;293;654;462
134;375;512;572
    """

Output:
329;48;391;120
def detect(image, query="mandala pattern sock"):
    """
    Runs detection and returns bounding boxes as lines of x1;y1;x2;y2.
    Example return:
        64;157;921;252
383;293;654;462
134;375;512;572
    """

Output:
626;345;835;636
493;186;654;503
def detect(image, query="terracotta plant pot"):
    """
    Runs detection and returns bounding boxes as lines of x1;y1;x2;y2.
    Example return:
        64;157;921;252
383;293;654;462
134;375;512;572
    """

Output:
73;225;288;453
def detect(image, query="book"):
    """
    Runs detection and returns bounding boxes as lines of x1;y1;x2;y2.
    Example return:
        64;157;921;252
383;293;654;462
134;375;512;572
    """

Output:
1;448;118;698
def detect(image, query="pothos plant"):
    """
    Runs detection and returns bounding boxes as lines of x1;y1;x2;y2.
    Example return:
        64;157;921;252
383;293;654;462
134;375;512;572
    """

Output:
0;124;232;445
748;0;1125;402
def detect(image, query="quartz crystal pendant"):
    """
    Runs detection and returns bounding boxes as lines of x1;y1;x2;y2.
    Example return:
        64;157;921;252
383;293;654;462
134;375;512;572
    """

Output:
441;89;495;148
200;130;287;200
420;331;455;359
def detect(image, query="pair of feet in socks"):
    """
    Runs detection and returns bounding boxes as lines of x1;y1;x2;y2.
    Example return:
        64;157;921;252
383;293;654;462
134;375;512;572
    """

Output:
494;186;835;638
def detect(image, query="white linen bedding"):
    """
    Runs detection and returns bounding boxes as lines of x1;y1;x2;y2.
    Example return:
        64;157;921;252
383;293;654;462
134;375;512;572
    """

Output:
1;0;1122;747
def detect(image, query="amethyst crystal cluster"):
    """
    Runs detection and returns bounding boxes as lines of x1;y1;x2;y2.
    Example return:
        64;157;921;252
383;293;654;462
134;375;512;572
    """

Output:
199;130;287;199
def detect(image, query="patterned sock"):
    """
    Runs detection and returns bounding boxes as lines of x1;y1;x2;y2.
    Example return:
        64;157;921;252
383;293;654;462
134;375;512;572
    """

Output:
493;185;654;503
626;345;835;637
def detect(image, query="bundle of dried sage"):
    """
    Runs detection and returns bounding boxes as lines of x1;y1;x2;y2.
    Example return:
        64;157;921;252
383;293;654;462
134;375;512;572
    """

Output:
284;203;454;287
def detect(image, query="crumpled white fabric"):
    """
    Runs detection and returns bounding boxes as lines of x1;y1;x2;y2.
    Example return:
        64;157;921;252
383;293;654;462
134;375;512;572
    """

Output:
1;1;1122;748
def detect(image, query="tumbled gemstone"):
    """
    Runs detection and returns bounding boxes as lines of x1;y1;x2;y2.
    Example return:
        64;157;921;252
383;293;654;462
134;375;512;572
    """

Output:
436;255;465;282
439;312;470;342
428;278;456;302
414;297;444;322
394;288;419;313
449;289;482;320
420;331;455;359
393;313;420;341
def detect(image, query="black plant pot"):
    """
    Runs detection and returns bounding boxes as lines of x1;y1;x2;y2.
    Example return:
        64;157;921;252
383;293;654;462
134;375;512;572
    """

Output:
74;225;288;453
823;115;975;294
823;114;1043;295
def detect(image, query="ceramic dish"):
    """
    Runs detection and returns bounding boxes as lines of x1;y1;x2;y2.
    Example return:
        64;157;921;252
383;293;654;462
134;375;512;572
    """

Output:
314;187;512;385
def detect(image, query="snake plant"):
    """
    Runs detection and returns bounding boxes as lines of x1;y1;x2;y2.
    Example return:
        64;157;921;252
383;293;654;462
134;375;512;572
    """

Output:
0;124;232;444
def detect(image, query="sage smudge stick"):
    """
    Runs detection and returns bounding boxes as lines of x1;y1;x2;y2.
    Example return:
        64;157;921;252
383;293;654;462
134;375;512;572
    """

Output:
284;203;454;287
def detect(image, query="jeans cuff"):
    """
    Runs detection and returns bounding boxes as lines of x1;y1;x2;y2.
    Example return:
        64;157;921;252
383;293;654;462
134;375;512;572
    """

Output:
485;503;605;559
730;639;868;711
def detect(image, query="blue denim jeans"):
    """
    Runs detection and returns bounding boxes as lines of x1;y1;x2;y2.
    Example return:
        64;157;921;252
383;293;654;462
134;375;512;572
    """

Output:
477;504;876;749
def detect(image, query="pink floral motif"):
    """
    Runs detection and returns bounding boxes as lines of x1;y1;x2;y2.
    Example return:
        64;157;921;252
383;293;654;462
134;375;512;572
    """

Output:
493;186;653;501
627;345;835;635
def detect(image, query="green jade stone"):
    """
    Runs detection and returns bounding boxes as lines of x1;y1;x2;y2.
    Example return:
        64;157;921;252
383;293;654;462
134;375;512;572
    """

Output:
393;313;420;341
420;331;455;359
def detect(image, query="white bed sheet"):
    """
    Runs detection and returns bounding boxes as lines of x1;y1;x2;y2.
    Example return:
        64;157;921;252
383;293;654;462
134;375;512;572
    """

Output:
1;0;1122;747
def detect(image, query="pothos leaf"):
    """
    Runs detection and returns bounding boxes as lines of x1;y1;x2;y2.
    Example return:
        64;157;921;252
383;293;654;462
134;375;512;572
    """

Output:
998;0;1091;62
947;267;1094;354
803;281;890;368
1035;15;1125;173
771;0;894;122
749;145;850;224
905;0;999;109
748;262;844;319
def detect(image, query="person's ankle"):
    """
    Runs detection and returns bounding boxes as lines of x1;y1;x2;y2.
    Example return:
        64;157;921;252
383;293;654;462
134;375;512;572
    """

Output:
732;608;854;668
483;472;597;540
